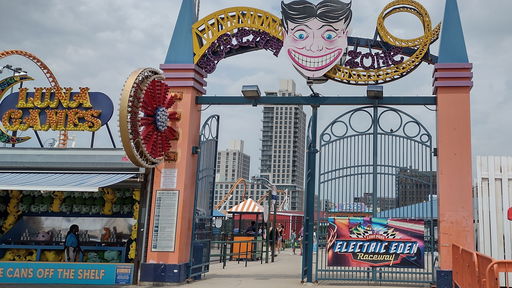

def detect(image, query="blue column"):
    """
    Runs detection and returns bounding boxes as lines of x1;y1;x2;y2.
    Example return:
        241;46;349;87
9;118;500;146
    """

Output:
302;101;318;283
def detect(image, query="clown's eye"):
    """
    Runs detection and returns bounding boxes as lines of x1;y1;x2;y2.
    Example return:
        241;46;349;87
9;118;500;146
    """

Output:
323;31;338;40
293;30;308;40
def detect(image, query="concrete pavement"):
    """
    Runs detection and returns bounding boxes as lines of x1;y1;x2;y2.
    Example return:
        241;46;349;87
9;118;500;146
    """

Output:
161;251;430;288
0;251;431;287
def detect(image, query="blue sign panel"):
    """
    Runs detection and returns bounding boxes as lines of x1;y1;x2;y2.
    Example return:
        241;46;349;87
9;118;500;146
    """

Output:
0;91;114;127
0;262;133;285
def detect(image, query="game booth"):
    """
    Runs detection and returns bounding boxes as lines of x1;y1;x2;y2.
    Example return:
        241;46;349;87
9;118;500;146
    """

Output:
0;50;152;285
227;198;264;261
0;150;148;285
226;198;304;260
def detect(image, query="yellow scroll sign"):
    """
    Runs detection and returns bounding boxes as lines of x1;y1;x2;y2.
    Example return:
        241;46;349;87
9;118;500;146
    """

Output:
192;7;283;64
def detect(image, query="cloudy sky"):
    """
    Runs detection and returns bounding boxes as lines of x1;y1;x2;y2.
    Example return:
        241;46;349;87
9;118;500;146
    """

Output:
1;0;510;177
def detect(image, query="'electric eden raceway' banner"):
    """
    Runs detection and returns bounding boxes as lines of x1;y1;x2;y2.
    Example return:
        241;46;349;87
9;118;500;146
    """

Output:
327;217;425;268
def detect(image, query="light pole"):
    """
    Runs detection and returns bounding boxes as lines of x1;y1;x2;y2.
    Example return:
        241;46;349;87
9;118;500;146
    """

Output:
251;177;278;263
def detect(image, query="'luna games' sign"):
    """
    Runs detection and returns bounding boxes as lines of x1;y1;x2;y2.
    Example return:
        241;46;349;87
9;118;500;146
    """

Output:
0;87;113;132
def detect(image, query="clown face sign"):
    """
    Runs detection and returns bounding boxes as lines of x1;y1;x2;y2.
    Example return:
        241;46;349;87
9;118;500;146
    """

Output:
192;0;439;85
281;0;352;78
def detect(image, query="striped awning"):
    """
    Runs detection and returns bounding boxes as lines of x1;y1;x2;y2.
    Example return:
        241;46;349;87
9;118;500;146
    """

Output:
0;172;136;192
228;198;264;213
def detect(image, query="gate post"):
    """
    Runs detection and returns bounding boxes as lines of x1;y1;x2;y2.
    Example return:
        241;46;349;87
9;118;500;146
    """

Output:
140;0;207;283
302;100;318;283
435;0;474;280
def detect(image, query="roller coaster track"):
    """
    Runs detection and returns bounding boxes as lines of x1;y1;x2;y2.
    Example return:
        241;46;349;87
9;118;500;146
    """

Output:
214;178;248;211
325;0;440;85
0;50;68;147
0;50;60;88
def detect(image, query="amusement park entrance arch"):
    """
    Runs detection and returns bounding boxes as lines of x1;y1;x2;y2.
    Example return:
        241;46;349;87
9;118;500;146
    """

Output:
119;0;474;286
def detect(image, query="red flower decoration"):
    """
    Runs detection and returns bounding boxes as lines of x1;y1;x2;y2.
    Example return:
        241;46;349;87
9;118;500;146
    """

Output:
139;80;180;159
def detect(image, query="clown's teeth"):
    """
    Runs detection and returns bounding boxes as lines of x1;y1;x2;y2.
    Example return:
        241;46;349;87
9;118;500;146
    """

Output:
290;50;342;70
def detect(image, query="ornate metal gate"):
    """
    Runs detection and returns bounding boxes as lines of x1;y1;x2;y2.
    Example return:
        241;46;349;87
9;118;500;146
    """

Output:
189;115;220;279
315;106;435;285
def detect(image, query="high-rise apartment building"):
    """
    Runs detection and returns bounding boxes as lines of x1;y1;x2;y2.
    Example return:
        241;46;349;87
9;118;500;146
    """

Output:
215;140;250;182
260;79;306;211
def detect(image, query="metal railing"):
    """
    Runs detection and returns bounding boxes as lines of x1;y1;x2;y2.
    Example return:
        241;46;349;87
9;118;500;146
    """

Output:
452;243;512;288
211;238;269;269
486;261;512;288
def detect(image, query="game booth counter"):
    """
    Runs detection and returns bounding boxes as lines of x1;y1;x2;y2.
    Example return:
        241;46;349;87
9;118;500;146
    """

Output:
224;198;304;260
0;148;149;285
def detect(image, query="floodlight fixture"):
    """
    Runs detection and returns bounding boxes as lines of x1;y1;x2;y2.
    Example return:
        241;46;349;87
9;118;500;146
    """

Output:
241;85;261;98
367;85;384;99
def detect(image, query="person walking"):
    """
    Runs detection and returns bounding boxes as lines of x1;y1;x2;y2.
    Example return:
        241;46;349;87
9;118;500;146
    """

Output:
290;230;297;255
298;227;303;256
276;224;284;254
268;223;277;257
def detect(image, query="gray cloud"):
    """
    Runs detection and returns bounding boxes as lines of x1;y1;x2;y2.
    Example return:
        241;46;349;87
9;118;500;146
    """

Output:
0;1;508;177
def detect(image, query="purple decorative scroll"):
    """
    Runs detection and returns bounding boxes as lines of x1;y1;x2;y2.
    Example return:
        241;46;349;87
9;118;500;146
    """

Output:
345;47;404;70
198;28;283;74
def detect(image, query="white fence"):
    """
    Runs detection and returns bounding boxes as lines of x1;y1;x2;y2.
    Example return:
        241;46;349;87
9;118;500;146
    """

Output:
476;156;512;285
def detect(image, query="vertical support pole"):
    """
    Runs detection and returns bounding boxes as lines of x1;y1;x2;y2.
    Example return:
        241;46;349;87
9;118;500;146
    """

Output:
10;74;21;148
302;103;318;283
11;131;17;147
272;198;277;263
434;1;471;284
435;63;474;271
34;131;43;148
266;194;270;263
90;131;95;148
106;123;117;148
372;103;378;217
141;64;206;283
371;103;378;281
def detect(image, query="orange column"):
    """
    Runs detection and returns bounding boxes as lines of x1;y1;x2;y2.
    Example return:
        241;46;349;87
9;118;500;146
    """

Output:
434;63;474;270
143;64;206;279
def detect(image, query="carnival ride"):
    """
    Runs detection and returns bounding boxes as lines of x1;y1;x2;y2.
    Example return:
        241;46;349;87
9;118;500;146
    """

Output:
0;50;69;147
214;177;290;212
256;189;289;211
214;178;248;211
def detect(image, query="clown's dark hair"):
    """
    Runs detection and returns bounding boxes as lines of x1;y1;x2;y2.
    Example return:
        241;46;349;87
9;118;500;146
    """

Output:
281;0;352;31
